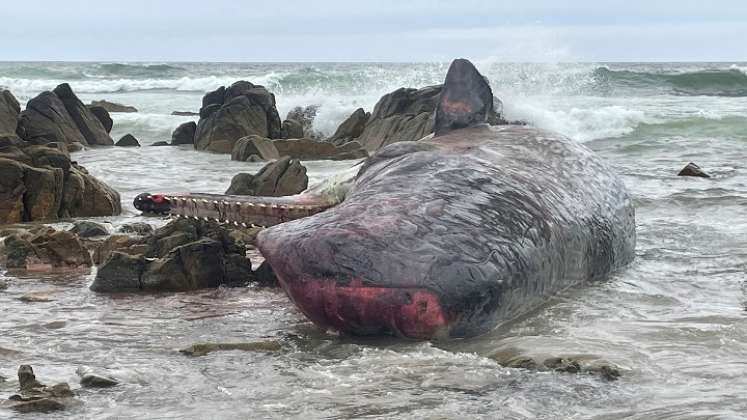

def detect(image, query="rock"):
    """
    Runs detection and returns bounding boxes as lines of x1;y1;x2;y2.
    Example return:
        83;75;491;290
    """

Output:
3;365;77;413
91;234;144;265
115;133;140;147
286;105;320;138
179;341;282;357
87;105;113;133
91;219;254;293
194;81;282;153
69;220;109;237
118;222;154;236
76;367;119;388
4;228;93;270
254;261;279;287
89;100;138;113
61;164;122;218
678;162;711;178
273;138;368;160
67;142;84;152
226;156;308;196
53;84;114;146
328;107;369;145
18;292;55;303
0;89;21;137
544;357;581;373
0;279;7;290
0;158;29;224
230;135;280;161
171;111;199;116
280;119;304;139
17;91;87;145
171;121;196;145
150;141;171;146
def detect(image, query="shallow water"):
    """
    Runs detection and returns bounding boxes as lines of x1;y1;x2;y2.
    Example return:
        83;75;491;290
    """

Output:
2;62;747;419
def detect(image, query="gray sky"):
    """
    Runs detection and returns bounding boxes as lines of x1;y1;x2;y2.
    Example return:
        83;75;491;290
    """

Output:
2;0;747;62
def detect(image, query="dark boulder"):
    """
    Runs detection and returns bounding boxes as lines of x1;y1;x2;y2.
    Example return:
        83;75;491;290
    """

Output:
69;220;109;237
89;100;137;113
0;89;21;137
115;134;140;147
171;121;196;145
141;239;226;291
17;91;87;145
273;138;367;160
2;365;77;413
150;141;171;146
678;162;711;178
61;164;121;218
226;156;308;196
230;135;280;161
254;261;279;287
3;228;92;270
328;107;369;145
87;105;113;133
171;111;199;116
53;84;114;146
118;222;154;236
280;119;304;139
194;81;282;153
90;252;146;292
286;105;320;138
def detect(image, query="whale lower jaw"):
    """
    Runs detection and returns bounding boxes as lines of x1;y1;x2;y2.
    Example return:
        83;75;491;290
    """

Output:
278;277;451;339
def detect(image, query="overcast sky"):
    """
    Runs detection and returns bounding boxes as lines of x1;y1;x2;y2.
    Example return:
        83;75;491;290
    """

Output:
2;0;747;62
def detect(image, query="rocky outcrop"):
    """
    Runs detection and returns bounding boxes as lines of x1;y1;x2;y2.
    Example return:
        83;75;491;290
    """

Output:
280;119;304;139
53;84;114;146
3;227;92;270
171;121;196;145
89;100;137;113
678;162;710;178
0;89;21;138
17;91;87;146
230;135;280;161
87;106;113;133
0;143;121;224
328;108;369;145
194;81;282;153
273;138;367;160
226;156;308;196
286;105;320;138
90;219;255;293
1;365;78;413
346;85;508;152
69;220;109;238
115;134;140;147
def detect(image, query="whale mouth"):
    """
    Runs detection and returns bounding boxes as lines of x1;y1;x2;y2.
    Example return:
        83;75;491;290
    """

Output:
278;276;450;339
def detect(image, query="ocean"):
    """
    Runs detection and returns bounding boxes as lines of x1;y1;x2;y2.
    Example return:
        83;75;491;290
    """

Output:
1;61;747;419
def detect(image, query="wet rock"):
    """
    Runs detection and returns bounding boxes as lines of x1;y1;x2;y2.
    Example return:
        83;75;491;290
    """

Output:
286;105;320;138
151;141;171;146
171;121;196;145
90;252;146;292
3;365;77;413
0;279;7;290
61;163;122;218
254;261;279;287
17;91;87;145
226;156;308;196
180;341;282;356
76;368;118;388
89;100;138;113
53;84;114;146
0;89;21;137
115;133;140;147
328;107;370;145
92;234;144;265
230;135;280;162
118;222;154;236
4;228;92;270
140;239;225;291
223;253;254;286
678;162;711;178
280;119;304;139
18;292;55;303
70;220;109;237
273;138;368;161
544;357;581;374
171;111;199;116
87;105;113;133
194;81;282;153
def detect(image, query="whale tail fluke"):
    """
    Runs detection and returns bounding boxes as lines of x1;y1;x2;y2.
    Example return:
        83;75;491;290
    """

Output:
434;58;494;136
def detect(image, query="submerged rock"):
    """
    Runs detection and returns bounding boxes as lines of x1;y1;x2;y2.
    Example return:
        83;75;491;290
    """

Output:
150;141;171;147
491;351;622;381
89;100;138;113
69;220;109;238
226;156;308;197
76;367;119;388
179;341;282;356
115;133;140;147
194;81;282;153
4;228;92;270
2;365;77;413
678;162;711;178
118;222;154;236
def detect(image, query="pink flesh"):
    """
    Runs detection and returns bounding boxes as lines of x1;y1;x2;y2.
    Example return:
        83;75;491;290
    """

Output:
279;277;450;339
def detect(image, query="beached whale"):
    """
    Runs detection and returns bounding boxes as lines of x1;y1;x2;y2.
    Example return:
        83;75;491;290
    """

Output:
135;59;636;339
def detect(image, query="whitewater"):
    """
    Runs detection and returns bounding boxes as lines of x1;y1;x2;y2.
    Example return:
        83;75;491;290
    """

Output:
1;61;747;419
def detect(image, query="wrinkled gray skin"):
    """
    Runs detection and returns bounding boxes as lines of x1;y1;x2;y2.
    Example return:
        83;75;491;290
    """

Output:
258;124;636;338
137;59;636;339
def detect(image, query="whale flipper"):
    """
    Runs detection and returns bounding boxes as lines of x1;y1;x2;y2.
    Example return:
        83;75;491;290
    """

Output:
434;58;494;136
